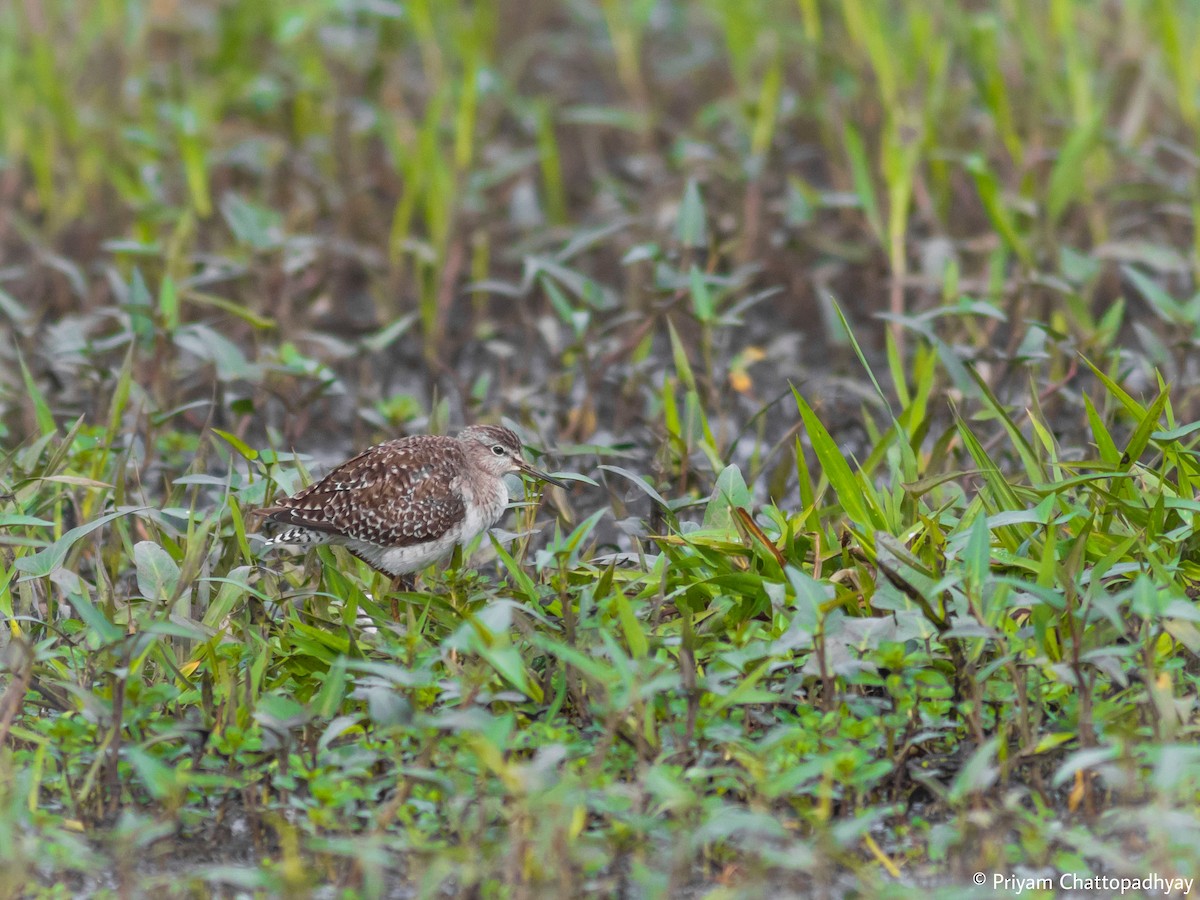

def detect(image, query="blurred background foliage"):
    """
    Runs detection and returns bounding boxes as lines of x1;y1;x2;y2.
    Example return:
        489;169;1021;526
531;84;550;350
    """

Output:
4;0;1200;454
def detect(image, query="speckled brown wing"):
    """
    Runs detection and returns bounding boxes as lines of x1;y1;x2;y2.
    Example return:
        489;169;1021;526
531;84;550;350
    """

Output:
259;436;468;547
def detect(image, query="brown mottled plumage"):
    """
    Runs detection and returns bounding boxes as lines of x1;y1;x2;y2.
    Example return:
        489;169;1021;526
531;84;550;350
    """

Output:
257;425;565;582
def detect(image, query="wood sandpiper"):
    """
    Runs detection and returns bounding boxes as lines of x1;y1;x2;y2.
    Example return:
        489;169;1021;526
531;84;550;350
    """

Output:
257;425;566;588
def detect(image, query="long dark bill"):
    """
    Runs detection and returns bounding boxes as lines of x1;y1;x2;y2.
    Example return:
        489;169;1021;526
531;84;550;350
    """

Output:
516;460;569;489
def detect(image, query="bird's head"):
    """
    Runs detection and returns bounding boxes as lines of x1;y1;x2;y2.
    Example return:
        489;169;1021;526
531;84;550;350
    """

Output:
459;425;567;487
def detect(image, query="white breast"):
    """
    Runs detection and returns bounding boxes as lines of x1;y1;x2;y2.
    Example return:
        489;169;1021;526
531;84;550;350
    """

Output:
456;475;512;544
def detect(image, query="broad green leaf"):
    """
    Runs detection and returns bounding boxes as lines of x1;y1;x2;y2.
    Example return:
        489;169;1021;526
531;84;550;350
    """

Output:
479;645;542;702
793;388;882;535
127;747;182;801
1122;383;1170;468
1079;354;1145;419
211;428;258;461
15;508;148;578
675;179;708;247
220;192;282;249
963;513;990;593
947;737;999;803
611;588;648;659
135;541;180;602
709;660;774;713
702;465;752;533
313;657;350;720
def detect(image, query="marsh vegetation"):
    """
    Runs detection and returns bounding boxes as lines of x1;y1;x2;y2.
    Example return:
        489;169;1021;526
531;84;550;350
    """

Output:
3;1;1200;896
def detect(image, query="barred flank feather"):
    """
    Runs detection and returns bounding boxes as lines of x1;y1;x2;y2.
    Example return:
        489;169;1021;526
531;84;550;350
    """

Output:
263;526;334;547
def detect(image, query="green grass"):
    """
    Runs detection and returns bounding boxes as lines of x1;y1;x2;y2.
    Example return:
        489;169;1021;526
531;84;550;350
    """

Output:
4;0;1200;897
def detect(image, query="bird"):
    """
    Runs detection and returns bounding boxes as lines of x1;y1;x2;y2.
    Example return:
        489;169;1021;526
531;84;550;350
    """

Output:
256;424;566;589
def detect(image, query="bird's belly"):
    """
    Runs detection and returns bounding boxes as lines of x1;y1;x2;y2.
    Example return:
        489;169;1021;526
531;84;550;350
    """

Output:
347;485;509;578
350;538;458;577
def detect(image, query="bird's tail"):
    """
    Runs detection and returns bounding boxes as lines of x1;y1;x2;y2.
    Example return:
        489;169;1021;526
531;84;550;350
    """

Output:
261;527;333;549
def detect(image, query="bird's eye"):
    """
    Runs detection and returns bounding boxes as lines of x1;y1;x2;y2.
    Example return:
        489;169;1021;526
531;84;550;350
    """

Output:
491;445;506;456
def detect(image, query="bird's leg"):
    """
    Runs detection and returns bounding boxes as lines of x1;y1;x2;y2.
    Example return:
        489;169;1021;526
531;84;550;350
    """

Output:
387;573;415;619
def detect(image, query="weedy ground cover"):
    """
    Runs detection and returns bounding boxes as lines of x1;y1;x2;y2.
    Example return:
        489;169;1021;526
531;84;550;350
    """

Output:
3;1;1200;897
